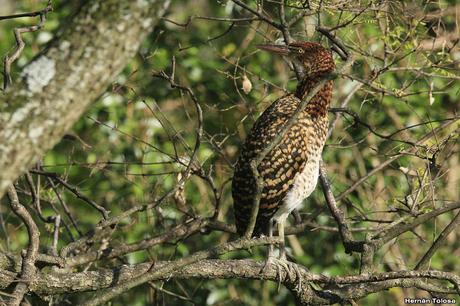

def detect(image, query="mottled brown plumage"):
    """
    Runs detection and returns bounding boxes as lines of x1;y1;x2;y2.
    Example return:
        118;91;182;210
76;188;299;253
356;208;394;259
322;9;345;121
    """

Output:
232;42;335;243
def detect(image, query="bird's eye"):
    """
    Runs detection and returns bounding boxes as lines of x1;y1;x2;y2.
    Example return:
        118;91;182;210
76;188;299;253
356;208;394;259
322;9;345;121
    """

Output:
297;49;304;54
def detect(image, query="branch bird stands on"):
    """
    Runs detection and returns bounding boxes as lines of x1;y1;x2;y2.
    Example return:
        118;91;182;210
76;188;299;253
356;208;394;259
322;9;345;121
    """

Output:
232;42;335;263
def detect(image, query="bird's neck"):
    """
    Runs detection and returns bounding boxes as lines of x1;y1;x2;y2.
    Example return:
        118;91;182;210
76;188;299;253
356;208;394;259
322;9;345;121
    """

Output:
295;72;333;117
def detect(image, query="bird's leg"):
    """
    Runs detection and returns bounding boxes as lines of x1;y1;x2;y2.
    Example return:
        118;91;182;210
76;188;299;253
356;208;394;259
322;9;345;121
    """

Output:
261;218;305;292
262;219;284;289
264;218;290;291
278;218;287;261
277;217;304;292
262;218;285;291
267;218;275;259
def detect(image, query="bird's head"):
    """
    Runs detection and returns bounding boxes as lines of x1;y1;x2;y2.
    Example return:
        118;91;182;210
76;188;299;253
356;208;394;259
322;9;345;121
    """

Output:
256;41;335;76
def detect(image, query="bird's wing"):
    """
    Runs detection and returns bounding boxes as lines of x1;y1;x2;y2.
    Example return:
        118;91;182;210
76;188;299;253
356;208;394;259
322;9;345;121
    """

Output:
233;94;318;235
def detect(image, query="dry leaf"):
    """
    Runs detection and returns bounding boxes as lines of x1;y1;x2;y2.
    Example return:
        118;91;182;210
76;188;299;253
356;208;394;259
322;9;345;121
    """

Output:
242;74;252;94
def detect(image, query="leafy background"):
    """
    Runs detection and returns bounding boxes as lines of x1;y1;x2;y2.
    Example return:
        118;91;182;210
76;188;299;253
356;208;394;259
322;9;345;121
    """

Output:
1;0;459;305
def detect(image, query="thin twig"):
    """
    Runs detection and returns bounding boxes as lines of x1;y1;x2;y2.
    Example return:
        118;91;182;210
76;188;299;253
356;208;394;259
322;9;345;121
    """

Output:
0;4;52;21
316;26;349;60
336;118;459;202
30;169;110;219
151;69;203;209
278;0;305;80
25;172;62;256
326;82;364;139
231;0;283;30
65;218;207;267
2;1;52;90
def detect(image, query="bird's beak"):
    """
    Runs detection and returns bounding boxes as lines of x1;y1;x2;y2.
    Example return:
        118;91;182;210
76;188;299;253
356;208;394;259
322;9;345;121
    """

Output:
256;44;290;56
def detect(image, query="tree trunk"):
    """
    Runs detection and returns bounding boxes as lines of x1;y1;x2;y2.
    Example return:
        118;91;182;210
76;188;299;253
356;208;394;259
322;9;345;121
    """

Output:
0;0;170;198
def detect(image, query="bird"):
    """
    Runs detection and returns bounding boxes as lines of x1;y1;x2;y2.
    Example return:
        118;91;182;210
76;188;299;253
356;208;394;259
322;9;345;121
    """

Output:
232;41;335;260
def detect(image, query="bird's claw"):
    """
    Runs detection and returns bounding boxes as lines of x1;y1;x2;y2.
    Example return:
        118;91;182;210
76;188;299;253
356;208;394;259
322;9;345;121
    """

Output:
262;257;303;292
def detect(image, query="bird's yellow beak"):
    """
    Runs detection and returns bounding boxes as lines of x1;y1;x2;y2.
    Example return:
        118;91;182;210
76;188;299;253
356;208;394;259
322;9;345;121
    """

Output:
256;44;290;56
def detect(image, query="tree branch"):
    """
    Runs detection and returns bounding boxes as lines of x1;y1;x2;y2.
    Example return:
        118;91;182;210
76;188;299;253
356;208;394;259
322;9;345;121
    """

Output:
415;209;460;270
80;237;281;306
0;259;457;304
0;0;171;199
6;186;40;306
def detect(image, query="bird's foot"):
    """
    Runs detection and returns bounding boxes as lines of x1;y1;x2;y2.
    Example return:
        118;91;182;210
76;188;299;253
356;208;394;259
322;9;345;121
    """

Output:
288;260;304;293
261;255;287;291
262;256;303;292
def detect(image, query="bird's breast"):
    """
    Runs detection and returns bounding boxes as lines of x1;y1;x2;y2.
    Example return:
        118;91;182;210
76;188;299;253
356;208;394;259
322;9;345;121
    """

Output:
272;149;322;222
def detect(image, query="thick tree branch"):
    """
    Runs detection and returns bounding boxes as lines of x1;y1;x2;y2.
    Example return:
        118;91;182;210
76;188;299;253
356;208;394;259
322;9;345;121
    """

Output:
81;237;281;306
0;259;457;304
0;0;171;199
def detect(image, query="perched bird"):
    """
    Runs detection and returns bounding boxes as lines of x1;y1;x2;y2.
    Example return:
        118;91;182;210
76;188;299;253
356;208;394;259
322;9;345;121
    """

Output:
232;41;335;259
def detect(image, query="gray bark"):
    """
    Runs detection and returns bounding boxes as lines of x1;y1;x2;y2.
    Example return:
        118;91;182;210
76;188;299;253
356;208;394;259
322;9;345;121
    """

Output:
0;0;170;198
0;259;458;305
